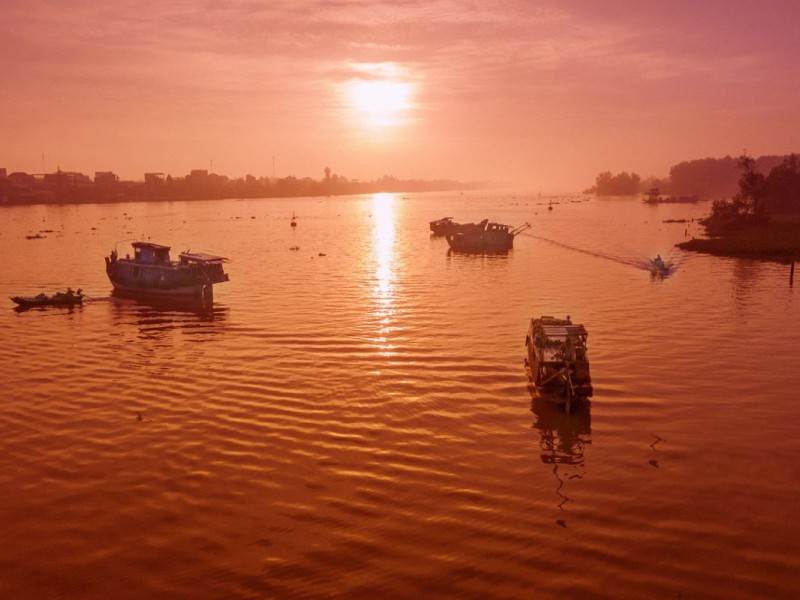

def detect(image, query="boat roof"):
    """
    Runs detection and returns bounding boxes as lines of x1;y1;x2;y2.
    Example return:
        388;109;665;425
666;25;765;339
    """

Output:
180;252;227;263
132;241;171;251
532;316;588;339
540;324;588;338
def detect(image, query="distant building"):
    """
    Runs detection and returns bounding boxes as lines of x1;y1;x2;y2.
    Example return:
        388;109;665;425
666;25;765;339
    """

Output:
8;172;36;187
144;172;165;185
7;172;51;203
0;176;9;203
43;170;92;187
94;171;119;185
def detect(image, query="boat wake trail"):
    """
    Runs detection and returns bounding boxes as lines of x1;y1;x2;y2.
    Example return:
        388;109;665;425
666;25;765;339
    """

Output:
521;233;649;270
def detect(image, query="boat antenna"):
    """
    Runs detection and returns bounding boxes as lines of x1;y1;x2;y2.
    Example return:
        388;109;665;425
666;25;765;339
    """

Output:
114;238;137;254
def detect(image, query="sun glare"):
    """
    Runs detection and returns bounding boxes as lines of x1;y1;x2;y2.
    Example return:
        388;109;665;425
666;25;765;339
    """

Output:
348;80;413;129
371;193;396;356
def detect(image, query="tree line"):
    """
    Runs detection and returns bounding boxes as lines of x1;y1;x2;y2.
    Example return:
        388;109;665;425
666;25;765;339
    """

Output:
0;168;485;205
587;153;800;214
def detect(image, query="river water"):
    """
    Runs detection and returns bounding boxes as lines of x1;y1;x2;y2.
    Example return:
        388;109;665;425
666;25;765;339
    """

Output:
1;193;798;599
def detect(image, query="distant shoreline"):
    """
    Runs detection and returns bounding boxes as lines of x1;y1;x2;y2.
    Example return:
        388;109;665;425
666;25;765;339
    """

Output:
0;186;483;208
0;168;487;207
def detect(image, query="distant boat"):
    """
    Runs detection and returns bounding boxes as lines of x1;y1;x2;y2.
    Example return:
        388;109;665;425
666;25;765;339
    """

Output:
429;217;454;236
11;288;83;308
105;242;229;299
643;188;662;203
643;188;698;204
445;219;530;253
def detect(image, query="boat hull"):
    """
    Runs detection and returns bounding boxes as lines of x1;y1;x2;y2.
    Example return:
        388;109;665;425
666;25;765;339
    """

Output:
106;255;228;298
11;296;83;308
446;232;514;253
444;219;528;253
108;281;208;297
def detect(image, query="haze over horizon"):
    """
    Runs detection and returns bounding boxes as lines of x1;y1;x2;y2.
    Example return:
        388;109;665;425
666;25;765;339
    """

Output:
2;1;799;191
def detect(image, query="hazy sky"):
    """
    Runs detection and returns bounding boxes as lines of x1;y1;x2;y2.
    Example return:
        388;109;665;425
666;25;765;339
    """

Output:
2;0;799;190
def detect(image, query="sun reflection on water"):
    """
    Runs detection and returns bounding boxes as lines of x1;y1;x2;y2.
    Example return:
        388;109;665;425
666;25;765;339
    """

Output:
372;193;396;356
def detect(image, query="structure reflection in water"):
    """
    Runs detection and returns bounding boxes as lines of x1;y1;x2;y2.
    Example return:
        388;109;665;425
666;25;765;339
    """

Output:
111;289;225;320
111;292;228;342
530;395;592;511
13;303;84;314
446;248;511;260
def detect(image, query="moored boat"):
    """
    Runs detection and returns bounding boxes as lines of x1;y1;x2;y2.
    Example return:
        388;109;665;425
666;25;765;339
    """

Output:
429;217;454;236
11;288;83;308
643;188;699;203
105;242;229;300
642;187;662;203
525;316;593;413
446;219;530;253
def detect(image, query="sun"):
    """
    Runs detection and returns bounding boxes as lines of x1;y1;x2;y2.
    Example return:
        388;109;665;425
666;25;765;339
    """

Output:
348;80;414;129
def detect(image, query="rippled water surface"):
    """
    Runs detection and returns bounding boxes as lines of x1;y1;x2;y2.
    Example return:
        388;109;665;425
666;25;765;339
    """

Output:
1;193;799;599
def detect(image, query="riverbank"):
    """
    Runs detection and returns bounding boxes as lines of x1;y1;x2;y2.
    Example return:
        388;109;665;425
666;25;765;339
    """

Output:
676;219;800;263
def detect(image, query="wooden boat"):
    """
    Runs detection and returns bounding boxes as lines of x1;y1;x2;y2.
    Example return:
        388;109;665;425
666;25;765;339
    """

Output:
105;242;229;300
525;316;593;413
429;217;454;236
446;219;530;253
11;288;83;308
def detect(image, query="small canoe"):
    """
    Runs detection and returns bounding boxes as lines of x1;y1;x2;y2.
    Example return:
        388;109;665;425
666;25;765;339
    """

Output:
10;290;84;307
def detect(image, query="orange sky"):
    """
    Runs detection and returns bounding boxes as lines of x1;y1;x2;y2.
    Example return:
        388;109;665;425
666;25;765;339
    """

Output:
2;1;799;190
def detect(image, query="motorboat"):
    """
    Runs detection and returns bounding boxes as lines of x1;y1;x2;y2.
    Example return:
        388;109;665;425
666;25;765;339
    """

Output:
650;255;672;276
